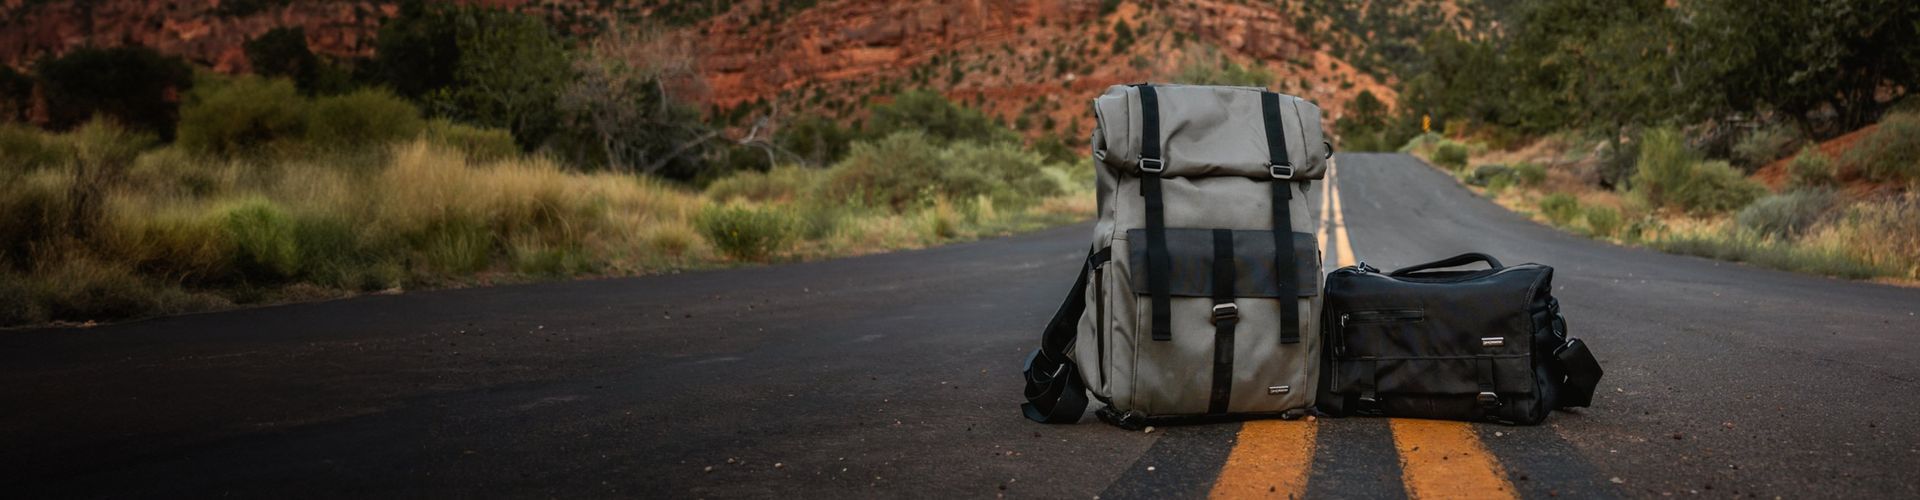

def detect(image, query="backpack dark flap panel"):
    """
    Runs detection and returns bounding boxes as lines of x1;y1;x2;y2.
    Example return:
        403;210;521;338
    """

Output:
1126;228;1318;298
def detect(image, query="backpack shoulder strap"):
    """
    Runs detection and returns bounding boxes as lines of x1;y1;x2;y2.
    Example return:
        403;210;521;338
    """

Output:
1021;247;1110;423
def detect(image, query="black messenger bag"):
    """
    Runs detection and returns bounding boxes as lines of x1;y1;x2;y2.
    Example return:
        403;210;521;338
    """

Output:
1316;253;1602;424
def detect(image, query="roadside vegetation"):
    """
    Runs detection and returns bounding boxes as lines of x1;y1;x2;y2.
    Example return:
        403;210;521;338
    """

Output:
1351;0;1920;283
0;4;1090;327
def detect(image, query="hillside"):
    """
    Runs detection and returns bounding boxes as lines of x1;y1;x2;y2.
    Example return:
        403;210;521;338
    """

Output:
0;0;1485;140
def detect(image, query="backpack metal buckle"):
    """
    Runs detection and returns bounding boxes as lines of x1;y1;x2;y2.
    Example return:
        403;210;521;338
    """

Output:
1210;303;1239;324
1139;157;1165;173
1477;391;1502;408
1269;163;1294;179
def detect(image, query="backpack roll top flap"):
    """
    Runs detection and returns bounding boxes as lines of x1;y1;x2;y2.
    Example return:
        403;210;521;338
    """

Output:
1093;84;1328;180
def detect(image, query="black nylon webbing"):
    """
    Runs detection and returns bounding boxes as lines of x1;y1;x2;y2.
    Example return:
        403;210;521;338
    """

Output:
1261;92;1291;170
1261;92;1299;344
1136;84;1172;341
1208;229;1236;415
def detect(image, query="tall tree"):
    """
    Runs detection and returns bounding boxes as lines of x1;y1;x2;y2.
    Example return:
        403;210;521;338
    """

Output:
1684;0;1920;137
34;47;193;140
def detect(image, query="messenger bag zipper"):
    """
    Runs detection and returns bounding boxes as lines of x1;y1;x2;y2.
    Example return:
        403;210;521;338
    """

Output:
1335;309;1425;357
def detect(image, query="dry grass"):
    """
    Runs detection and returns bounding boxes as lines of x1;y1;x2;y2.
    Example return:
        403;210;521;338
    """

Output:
1421;132;1918;282
1;127;1094;326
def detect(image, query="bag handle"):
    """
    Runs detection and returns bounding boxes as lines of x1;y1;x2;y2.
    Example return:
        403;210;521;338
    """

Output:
1388;252;1504;277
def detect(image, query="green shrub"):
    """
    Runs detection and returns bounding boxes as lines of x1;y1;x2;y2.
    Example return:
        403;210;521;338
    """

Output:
305;88;424;151
861;90;1017;145
1787;146;1837;187
0;124;69;173
1513;162;1547;187
1433;142;1470;171
0;273;47;325
704;166;826;203
817;132;1050;211
1584;206;1622;238
422;119;517;163
291;214;365;288
34;258;162;321
509;239;589;276
413;216;493;276
696;205;792;262
222;199;302;282
1731;124;1802;170
1175;47;1273;87
1737;190;1836;240
1539;193;1581;226
0;171;75;263
1631;128;1765;214
1468;164;1512;186
177;75;308;156
1842;112;1920;182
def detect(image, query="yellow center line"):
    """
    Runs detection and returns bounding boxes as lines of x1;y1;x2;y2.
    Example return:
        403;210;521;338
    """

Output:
1390;419;1518;500
1209;420;1318;499
1327;165;1356;267
1203;166;1345;500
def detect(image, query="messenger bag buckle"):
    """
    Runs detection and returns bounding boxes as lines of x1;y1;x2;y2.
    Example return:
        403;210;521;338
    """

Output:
1476;391;1502;408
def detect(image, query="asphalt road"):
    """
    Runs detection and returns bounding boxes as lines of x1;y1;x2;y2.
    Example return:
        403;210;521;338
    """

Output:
4;153;1917;498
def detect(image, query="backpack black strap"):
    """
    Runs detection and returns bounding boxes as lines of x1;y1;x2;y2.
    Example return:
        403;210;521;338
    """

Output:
1260;91;1300;344
1021;248;1111;423
1207;229;1238;415
1134;84;1173;342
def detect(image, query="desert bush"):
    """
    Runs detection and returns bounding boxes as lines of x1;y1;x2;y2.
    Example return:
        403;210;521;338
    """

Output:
1841;112;1920;183
1584;206;1623;237
1814;193;1920;279
1433;142;1470;171
0;123;69;173
1539;193;1581;226
1512;162;1547;187
704;166;826;203
818;132;1057;211
222;199;303;282
33;258;163;321
1631;128;1764;214
0;273;46;325
1787;146;1837;187
0;171;75;264
177;75;308;157
1468;164;1512;186
863;90;1018;145
696;205;792;261
1737;190;1836;240
1175;46;1273;87
421;119;518;163
305;88;424;152
1731;124;1802;170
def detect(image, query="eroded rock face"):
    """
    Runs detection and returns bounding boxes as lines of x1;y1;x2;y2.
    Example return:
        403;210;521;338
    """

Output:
0;0;1399;136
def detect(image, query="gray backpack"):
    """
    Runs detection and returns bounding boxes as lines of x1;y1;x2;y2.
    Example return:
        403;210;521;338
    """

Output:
1023;84;1331;427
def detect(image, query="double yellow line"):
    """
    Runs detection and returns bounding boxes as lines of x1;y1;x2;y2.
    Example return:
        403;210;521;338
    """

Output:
1206;163;1517;499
